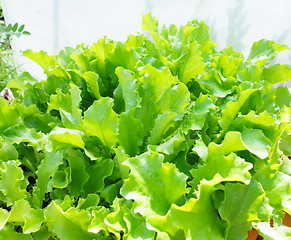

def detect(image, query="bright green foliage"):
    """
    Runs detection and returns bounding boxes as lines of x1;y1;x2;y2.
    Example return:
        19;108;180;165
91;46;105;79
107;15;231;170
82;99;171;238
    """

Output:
148;183;227;240
44;201;99;240
121;152;187;218
0;13;290;239
218;180;272;240
83;97;118;148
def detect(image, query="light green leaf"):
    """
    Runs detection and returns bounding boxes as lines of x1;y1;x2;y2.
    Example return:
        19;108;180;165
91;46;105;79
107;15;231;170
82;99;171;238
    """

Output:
0;98;21;133
48;127;85;150
0;208;9;230
23;209;44;234
77;194;100;210
2;125;42;148
58;47;77;69
178;42;205;84
200;70;232;98
34;150;63;207
83;71;101;99
100;180;122;205
0;225;34;239
88;207;110;234
50;168;70;189
191;152;252;189
109;42;140;70
0;138;18;161
70;52;90;72
66;149;90;197
192;135;208;161
207;129;271;159
106;198;156;239
247;39;289;67
8;199;31;222
121;152;187;218
82;136;105;160
23;50;57;74
115;67;140;111
218;88;258;140
139;65;189;137
118;107;143;157
188;19;216;55
237;64;262;82
0;160;28;206
139;64;178;104
209;131;246;156
44;201;98;240
182;94;214;131
148;183;226;240
141;13;158;32
241;128;272;159
89;37;114;62
231;110;278;143
258;170;291;209
126;34;147;49
104;199;127;235
59;108;83;130
48;83;82;120
261;64;291;84
30;225;52;240
84;97;118;148
158;81;190;119
219;180;272;240
276;86;291;108
123;208;155;240
190;134;253;188
84;158;114;194
155;131;186;156
219;53;243;78
148;111;177;145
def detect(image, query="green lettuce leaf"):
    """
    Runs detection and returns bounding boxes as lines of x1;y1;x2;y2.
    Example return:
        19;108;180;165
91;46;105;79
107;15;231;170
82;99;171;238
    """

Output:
84;97;118;148
33;150;63;207
0;160;28;206
261;64;291;84
121;152;187;218
219;180;272;240
218;88;258;141
44;201;98;240
148;183;227;240
247;39;289;67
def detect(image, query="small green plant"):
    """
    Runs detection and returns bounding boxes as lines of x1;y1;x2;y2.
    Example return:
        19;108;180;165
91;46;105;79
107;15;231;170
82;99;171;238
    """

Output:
0;4;30;89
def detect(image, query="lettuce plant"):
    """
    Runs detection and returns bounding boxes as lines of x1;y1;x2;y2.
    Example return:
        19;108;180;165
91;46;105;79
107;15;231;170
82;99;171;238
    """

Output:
0;13;291;239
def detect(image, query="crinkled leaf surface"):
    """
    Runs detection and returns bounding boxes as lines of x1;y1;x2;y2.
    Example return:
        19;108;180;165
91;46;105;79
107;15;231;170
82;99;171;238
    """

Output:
0;160;28;206
247;39;289;67
121;152;187;218
148;183;227;240
190;133;253;188
219;180;272;240
84;97;118;148
34;150;63;207
261;64;291;84
44;201;98;240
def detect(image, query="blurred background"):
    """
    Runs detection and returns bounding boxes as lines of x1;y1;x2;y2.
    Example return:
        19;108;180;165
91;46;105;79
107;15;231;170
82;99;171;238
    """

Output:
1;0;291;86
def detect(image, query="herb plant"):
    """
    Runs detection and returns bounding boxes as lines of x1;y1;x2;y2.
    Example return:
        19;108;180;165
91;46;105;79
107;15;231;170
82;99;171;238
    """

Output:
0;13;291;239
0;3;30;89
